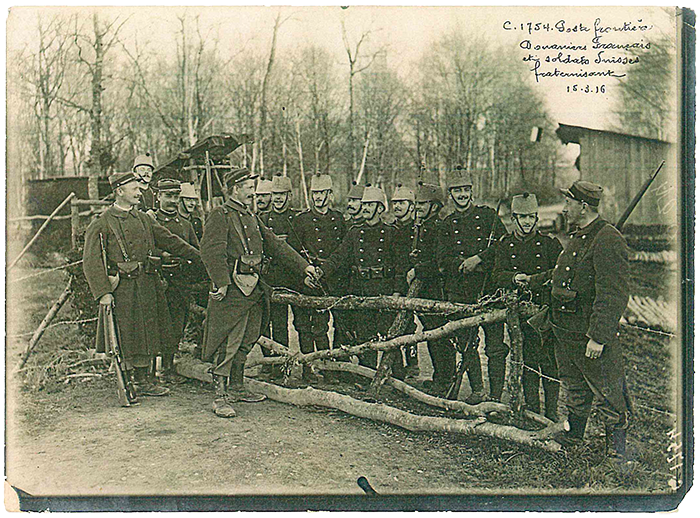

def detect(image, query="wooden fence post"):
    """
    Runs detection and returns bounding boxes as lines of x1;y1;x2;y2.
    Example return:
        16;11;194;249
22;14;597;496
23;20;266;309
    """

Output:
506;309;526;422
71;199;80;249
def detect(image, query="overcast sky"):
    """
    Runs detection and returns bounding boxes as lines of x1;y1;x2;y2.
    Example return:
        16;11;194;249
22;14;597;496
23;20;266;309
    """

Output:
8;5;678;137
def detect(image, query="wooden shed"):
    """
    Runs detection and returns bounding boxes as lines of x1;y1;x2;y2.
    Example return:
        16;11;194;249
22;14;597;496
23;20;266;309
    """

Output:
555;124;676;226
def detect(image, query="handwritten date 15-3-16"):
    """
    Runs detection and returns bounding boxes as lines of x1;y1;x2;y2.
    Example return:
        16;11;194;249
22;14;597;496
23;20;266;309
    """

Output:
566;84;606;94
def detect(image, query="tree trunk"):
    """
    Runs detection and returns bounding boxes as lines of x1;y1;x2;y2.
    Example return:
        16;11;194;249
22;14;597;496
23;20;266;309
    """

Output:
89;13;104;176
506;309;526;423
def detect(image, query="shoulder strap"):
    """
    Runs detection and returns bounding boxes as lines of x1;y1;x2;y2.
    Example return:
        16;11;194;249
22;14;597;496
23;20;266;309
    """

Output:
104;214;130;261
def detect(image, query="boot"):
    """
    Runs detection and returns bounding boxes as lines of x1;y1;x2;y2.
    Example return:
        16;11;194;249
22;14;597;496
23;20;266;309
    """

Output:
553;413;588;448
543;381;560;423
134;367;170;397
487;356;507;402
230;362;267;403
605;426;627;460
212;375;236;418
161;353;188;385
124;370;140;405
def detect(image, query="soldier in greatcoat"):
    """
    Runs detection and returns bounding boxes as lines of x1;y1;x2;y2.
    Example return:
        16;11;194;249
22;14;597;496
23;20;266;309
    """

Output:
258;173;301;380
322;184;407;372
290;174;347;383
83;171;201;399
133;153;157;212
254;178;273;215
151;179;201;384
542;181;631;459
437;167;507;403
405;182;450;388
200;167;320;418
178;182;204;241
390;183;419;377
490;193;563;421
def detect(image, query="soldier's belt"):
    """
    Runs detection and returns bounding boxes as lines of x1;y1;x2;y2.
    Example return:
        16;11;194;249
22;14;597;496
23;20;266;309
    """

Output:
352;265;393;280
112;256;162;279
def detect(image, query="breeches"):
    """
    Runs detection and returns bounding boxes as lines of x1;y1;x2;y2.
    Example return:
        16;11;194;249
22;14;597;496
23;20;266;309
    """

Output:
213;302;264;377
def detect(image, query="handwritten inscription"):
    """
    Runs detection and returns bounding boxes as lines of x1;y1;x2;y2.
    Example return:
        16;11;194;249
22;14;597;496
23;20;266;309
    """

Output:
666;425;683;490
504;17;655;86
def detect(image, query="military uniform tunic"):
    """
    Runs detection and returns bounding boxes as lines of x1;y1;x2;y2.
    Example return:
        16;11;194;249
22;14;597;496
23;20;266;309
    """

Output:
436;204;508;398
492;230;563;417
325;221;407;368
290;208;347;353
153;208;200;355
259;207;301;350
83;206;200;367
549;217;631;426
200;198;309;376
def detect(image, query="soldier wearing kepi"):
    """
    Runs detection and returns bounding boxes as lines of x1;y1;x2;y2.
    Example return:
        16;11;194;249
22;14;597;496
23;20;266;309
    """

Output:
83;171;201;399
345;180;365;225
437;166;507;403
322;184;407;372
258;173;301;380
254;178;274;215
178;182;204;241
133;153;157;212
405;182;449;387
200;167;320;418
152;178;201;384
490;193;563;421
291;174;347;383
390;183;418;376
544;181;631;459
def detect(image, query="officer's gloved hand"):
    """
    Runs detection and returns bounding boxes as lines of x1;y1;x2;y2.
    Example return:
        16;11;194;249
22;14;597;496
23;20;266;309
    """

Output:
304;266;323;290
210;285;228;301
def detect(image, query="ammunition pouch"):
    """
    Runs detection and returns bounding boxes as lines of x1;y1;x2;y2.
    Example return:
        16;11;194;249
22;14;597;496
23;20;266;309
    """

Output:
144;255;162;274
161;258;182;277
551;286;578;313
352;265;394;280
236;253;270;275
116;261;141;279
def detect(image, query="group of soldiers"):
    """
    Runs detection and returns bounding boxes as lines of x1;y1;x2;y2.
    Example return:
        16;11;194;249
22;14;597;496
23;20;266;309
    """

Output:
83;153;632;460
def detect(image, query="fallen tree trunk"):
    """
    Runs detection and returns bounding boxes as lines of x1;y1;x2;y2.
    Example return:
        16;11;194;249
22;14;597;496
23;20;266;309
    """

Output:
176;353;565;441
243;378;561;453
17;276;74;370
256;309;510;365
271;290;494;316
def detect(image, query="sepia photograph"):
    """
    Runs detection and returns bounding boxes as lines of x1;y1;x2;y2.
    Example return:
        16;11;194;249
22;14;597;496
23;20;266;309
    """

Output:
4;4;693;511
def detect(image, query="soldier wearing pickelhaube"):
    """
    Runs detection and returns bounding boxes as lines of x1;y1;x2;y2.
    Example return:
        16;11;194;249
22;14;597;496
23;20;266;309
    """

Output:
151;178;201;384
437;166;507;403
178;182;204;241
200;167;320;417
405;182;450;387
390;183;418;375
290;173;347;382
133;153;157;212
82;171;201;400
322;184;408;373
254;178;274;215
490;193;563;421
542;181;631;459
258;173;301;380
345;180;365;225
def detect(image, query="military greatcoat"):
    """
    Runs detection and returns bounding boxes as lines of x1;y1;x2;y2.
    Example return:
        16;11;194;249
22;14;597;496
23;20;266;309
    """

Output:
200;199;309;362
549;216;630;424
83;206;200;362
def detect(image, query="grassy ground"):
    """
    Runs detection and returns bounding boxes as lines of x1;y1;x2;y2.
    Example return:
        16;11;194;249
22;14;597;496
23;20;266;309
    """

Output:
5;261;679;498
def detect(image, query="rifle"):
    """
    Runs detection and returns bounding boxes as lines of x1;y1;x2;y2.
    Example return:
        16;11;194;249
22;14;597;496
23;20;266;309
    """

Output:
99;233;137;407
445;201;501;401
616;160;665;231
